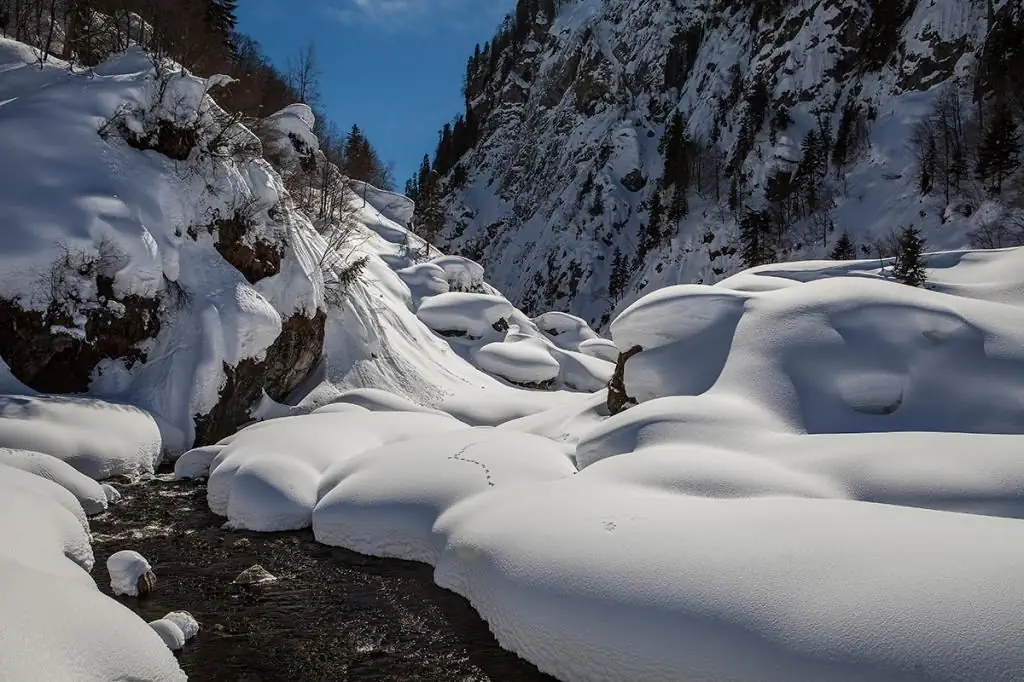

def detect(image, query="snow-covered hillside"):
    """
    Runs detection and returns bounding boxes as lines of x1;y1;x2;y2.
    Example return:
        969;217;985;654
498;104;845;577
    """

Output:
430;0;1024;328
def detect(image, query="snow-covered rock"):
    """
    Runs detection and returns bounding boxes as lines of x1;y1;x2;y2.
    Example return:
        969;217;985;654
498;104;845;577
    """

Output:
473;339;561;386
107;550;155;597
0;40;325;451
416;292;514;339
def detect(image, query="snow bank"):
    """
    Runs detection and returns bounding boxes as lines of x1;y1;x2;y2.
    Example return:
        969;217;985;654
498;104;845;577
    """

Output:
0;447;109;515
433;482;1024;682
0;560;185;681
207;410;467;531
313;428;576;563
0;456;183;680
577;337;619;363
610;270;1024;435
0;395;162;479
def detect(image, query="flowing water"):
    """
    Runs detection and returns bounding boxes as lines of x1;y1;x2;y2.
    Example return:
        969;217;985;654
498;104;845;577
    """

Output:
91;475;556;681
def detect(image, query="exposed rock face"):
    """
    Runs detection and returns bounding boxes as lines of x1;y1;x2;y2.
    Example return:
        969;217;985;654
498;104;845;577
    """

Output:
0;286;160;394
607;345;642;415
212;213;283;285
429;0;1002;329
194;310;326;445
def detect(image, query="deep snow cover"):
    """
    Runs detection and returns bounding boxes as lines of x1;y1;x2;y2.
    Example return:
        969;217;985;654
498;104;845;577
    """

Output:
194;246;1024;681
3;28;1024;682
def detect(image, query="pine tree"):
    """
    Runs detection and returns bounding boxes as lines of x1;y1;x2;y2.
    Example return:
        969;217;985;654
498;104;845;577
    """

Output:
976;101;1021;194
893;226;928;287
609;247;626;300
830;232;857;260
740;209;773;267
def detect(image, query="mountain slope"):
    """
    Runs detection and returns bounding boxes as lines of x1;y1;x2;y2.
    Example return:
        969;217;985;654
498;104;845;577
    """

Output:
428;0;1024;328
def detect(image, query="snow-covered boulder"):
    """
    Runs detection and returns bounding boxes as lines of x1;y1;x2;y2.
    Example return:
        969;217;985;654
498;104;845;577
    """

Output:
429;256;487;293
416;292;513;339
107;550;156;597
473;339;560;387
534;311;601;351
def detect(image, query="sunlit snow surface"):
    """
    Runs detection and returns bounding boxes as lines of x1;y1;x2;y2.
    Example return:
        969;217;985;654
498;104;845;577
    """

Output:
200;247;1024;682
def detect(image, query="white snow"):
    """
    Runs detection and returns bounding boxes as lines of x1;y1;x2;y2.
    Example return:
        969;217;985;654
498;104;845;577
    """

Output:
0;458;183;680
473;339;561;385
0;395;163;479
148;619;186;651
107;550;153;597
416;292;513;338
0;447;109;515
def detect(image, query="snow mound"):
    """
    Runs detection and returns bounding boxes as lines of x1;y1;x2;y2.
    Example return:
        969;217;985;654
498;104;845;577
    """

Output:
577;337;620;363
0;465;93;573
0;561;185;681
534;312;600;351
433;481;1024;682
0;447;108;515
313;428;576;563
0;395;162;479
173;445;223;480
107;550;153;597
164;611;200;640
416;292;513;339
610;269;1024;435
396;262;450;302
473;339;561;385
429;255;487;292
208;410;467;531
148;619;186;651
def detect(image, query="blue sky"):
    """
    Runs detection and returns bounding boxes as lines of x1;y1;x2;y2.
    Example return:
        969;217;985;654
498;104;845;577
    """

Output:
237;0;515;185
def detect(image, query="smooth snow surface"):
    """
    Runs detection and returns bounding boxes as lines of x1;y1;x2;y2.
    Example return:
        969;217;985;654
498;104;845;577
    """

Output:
107;550;153;597
0;454;183;680
0;395;162;478
263;250;1024;682
0;447;109;515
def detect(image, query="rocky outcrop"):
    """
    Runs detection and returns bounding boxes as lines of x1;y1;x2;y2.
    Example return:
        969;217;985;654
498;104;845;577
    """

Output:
607;345;642;415
211;212;283;285
0;286;160;394
194;310;326;445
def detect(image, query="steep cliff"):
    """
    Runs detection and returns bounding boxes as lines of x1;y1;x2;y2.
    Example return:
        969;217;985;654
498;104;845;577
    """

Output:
425;0;1024;327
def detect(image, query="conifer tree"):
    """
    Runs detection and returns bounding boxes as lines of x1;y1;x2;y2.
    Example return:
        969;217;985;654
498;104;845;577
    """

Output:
893;226;928;287
976;101;1021;194
740;209;773;267
830;232;857;260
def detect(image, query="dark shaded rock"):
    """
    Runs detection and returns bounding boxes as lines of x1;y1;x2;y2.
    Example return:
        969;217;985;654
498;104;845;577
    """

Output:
137;570;158;598
492;317;511;333
212;213;283;284
194;309;326;445
607;345;643;415
121;119;198;161
621;168;647;192
0;290;159;394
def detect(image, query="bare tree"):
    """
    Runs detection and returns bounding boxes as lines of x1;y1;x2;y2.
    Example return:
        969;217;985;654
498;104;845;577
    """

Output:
287;40;319;105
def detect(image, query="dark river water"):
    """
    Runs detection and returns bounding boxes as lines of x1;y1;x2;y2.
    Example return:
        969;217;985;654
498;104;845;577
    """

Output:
91;475;556;682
